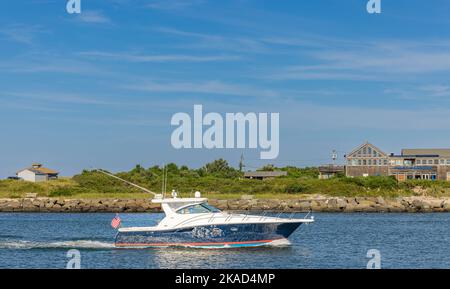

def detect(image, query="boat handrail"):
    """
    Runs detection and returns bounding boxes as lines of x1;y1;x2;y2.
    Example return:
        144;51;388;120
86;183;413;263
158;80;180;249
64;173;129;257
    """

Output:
208;214;216;223
174;213;244;227
304;210;312;219
259;211;267;221
172;211;308;229
173;214;208;228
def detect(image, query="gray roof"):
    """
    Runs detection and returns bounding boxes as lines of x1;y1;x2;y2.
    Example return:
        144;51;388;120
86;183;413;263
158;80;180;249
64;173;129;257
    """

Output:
401;149;450;157
319;165;345;173
244;171;287;178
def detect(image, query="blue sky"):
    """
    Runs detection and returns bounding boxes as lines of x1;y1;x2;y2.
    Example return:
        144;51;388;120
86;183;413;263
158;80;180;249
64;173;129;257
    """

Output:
2;0;450;177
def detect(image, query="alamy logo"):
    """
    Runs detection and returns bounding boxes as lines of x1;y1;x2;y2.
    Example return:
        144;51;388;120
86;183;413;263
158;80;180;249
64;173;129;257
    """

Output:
66;249;81;269
66;0;81;14
366;249;381;269
171;105;279;159
367;0;381;14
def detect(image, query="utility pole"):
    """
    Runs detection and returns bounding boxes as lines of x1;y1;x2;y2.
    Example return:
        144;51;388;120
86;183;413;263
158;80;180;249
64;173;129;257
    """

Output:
239;153;245;172
332;150;338;166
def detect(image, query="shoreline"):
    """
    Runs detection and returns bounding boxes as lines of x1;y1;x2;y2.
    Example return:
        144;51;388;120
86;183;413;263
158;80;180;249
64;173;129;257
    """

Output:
1;196;450;213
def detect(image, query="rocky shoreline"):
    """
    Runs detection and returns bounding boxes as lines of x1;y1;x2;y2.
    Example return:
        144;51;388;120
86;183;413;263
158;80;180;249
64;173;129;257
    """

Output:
1;196;450;213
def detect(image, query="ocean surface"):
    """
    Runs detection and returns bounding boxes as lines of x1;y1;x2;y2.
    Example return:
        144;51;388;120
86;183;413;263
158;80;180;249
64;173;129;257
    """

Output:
0;212;449;269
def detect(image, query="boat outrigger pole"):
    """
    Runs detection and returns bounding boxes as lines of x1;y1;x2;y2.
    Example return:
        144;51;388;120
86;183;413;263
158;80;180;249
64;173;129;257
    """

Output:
93;168;158;198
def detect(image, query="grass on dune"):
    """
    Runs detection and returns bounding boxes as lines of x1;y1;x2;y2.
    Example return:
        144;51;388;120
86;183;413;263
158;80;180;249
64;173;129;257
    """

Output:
2;160;450;199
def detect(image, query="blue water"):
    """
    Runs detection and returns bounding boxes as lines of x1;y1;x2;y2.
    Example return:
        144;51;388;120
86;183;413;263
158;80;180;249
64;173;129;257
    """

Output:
0;212;449;269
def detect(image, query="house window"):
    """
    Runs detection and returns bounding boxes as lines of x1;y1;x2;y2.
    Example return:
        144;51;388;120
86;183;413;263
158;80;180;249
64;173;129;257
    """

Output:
363;160;367;165
384;159;388;165
358;159;362;166
428;160;433;165
368;147;372;155
404;160;412;166
417;160;421;165
440;159;445;165
434;159;439;165
447;159;450;165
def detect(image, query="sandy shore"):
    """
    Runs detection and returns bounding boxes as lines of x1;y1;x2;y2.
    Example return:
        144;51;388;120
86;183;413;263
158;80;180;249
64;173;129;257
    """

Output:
1;196;450;213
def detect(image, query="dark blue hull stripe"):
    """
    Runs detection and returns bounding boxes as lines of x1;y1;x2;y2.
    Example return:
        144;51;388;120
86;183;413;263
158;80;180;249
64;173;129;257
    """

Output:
115;222;302;247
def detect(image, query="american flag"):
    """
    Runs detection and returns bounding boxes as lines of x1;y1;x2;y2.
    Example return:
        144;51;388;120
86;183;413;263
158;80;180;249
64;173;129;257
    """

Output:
111;214;121;229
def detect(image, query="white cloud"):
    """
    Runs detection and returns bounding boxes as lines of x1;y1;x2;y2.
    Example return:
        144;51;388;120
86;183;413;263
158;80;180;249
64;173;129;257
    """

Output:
154;27;269;53
0;24;45;45
383;84;450;101
3;91;118;106
418;85;450;98
77;11;111;24
146;0;205;10
78;51;240;62
125;80;279;98
266;40;450;81
0;55;105;75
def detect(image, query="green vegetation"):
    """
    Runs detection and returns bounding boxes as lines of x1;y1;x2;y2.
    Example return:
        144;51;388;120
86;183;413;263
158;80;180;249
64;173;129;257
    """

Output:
2;159;450;199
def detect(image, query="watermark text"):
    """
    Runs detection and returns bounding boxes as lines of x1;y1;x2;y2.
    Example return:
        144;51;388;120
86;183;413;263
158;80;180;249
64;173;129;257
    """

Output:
366;249;381;269
66;249;81;269
171;105;279;159
367;0;381;14
66;0;81;14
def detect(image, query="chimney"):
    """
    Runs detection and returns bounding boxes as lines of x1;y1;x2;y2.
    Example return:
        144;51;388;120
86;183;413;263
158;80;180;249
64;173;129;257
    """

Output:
32;163;42;169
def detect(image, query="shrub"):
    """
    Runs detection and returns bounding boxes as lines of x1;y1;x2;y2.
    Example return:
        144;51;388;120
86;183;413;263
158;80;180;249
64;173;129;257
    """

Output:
284;183;310;194
49;187;75;197
341;176;398;190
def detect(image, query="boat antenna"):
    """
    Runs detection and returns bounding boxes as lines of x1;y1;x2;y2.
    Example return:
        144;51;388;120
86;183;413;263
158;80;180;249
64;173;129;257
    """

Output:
164;165;168;198
161;164;165;198
93;168;157;197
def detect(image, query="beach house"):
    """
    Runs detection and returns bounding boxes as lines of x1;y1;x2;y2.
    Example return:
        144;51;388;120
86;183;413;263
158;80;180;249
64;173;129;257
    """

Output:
346;142;450;181
16;163;59;182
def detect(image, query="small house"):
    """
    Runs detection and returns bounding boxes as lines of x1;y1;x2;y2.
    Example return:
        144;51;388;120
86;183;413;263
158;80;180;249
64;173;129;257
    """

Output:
318;165;345;179
16;163;59;183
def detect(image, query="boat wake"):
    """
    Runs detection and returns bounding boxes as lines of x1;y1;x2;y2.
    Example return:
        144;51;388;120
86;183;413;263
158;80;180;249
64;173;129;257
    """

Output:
0;239;292;250
0;240;115;250
266;238;291;247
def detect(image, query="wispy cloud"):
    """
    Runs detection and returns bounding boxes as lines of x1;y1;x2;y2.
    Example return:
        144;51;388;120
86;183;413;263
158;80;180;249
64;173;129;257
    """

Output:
0;55;104;75
154;27;269;53
419;85;450;98
76;11;111;24
384;84;450;101
154;27;374;54
0;48;123;77
242;99;450;132
0;24;45;45
146;0;205;10
78;51;240;62
2;91;118;106
124;80;280;98
265;40;450;81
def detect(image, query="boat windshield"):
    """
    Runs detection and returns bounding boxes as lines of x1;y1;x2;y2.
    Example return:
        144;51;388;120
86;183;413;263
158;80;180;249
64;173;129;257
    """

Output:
177;203;221;214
